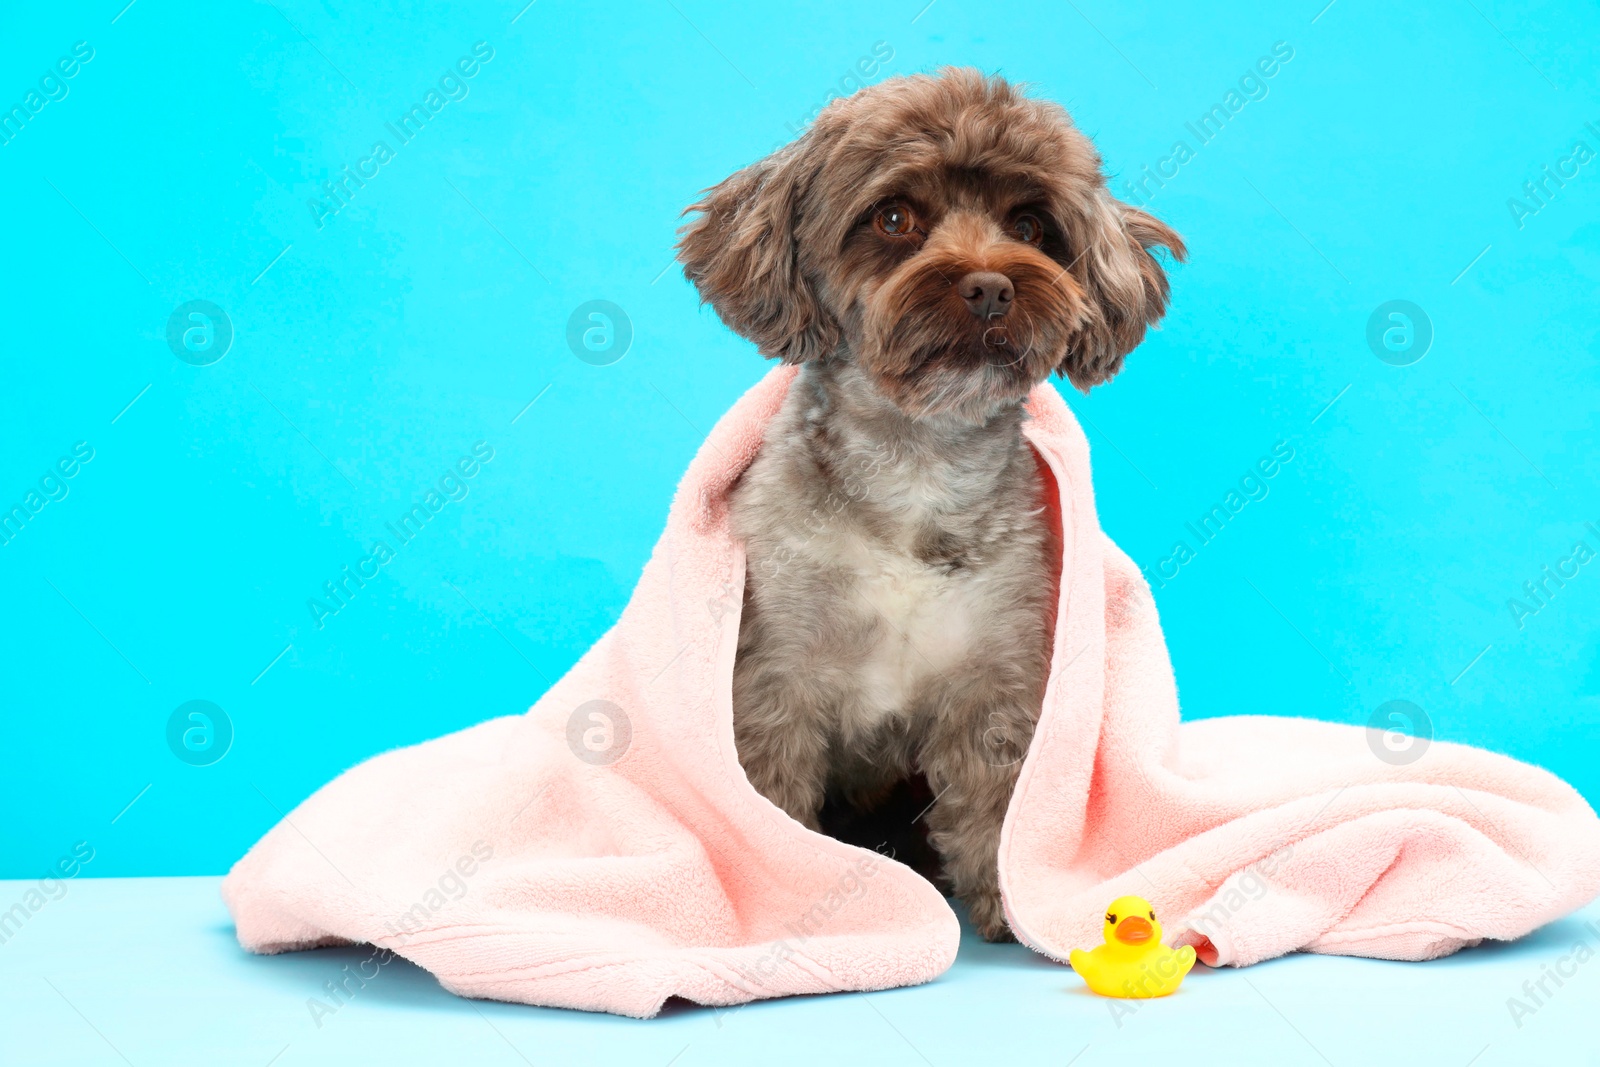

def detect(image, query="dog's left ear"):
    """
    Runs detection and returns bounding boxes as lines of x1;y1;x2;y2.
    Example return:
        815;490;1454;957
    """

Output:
1057;194;1186;390
677;139;840;364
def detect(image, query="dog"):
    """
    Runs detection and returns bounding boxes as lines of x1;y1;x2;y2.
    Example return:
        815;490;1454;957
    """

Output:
676;68;1183;940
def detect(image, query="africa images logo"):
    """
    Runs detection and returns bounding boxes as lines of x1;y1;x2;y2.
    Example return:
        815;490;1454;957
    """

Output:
307;42;495;230
565;300;632;366
165;700;234;767
566;700;631;765
166;300;234;366
1366;300;1432;367
306;442;495;629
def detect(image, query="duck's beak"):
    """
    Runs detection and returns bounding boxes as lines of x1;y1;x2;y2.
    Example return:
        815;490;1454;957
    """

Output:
1114;916;1153;945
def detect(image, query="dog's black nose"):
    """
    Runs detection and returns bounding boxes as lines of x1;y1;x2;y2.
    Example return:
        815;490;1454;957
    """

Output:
958;271;1014;319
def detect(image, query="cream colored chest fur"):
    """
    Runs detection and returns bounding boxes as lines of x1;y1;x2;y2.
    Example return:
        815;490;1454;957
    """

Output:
797;519;987;739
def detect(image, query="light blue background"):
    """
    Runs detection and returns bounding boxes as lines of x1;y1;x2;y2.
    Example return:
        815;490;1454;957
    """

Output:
4;877;1598;1066
1;0;1596;881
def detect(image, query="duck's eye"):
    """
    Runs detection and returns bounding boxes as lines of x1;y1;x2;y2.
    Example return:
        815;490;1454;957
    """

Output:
1148;910;1156;920
1010;212;1045;245
1106;913;1117;924
873;200;918;238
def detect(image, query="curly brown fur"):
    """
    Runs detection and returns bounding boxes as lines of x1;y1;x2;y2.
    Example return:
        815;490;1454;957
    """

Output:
677;68;1182;940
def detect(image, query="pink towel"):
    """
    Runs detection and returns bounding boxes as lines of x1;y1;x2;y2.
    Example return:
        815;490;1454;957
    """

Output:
223;367;1600;1016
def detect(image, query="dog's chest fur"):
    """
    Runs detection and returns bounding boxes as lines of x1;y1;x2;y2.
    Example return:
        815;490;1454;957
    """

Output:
798;493;988;731
729;362;1057;795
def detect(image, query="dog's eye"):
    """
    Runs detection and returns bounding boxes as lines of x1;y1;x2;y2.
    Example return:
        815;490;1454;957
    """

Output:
874;201;918;238
1010;213;1045;245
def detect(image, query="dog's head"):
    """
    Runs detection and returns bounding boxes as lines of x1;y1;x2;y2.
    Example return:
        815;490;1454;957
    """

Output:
678;68;1185;422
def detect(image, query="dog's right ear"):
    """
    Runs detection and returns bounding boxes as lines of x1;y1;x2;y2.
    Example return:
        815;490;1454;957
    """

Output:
677;141;840;364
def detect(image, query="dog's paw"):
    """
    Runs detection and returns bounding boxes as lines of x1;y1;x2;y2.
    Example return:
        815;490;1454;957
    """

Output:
966;892;1015;942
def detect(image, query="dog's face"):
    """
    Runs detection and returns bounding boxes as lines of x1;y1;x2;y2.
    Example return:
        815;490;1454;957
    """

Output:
678;69;1185;422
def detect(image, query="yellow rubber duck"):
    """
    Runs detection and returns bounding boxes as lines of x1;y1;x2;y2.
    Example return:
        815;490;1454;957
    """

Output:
1068;895;1196;998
